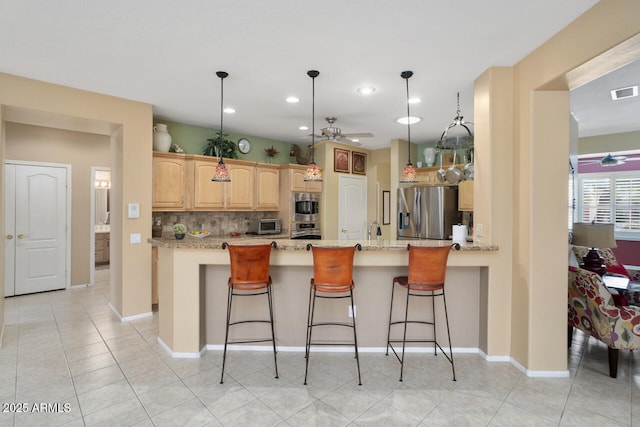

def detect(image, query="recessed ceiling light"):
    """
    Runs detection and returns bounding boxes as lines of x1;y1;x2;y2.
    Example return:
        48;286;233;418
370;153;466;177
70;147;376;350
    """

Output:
610;85;638;100
298;125;309;131
286;96;300;103
223;107;236;114
408;97;421;104
396;116;422;125
357;86;376;95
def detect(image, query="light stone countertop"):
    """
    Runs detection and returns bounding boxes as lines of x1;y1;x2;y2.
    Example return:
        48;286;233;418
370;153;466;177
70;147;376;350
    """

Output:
148;235;498;252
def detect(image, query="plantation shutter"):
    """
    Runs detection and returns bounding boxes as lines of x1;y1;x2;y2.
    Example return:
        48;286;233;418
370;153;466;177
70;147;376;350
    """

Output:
614;176;640;231
580;177;611;223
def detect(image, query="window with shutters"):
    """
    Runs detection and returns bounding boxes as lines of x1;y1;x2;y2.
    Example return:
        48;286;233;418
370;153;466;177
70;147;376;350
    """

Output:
577;172;640;240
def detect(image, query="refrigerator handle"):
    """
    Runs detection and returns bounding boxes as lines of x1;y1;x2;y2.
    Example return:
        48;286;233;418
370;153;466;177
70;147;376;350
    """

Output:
414;190;421;233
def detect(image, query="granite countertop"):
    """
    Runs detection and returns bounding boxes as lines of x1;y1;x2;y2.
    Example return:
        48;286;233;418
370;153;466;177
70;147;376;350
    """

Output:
148;235;498;252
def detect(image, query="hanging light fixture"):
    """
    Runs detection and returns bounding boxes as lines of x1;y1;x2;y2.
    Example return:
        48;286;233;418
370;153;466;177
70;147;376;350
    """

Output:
211;71;231;182
400;71;418;183
304;70;323;182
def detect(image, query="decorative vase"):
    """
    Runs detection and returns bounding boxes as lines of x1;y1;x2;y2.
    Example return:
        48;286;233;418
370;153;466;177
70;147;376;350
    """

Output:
153;123;172;152
175;233;185;240
423;147;436;167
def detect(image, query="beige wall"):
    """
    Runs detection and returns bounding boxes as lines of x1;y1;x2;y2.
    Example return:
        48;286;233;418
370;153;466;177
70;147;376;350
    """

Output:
5;123;110;286
0;73;153;319
477;1;640;371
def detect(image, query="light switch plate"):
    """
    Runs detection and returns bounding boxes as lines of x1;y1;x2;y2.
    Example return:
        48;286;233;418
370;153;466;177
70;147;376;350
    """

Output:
128;203;140;219
130;233;141;244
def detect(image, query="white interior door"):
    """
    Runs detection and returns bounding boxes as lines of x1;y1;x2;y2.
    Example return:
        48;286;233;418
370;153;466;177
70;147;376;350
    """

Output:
5;163;68;296
338;175;367;240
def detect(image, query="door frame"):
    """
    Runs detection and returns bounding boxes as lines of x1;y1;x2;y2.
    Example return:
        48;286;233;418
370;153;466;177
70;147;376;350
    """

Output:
89;166;110;287
5;159;72;291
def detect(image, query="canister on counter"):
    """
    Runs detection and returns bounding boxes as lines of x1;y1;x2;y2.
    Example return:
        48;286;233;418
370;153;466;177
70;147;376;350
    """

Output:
152;218;163;238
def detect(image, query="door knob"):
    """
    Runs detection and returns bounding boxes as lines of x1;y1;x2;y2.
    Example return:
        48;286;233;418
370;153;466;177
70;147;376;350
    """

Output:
17;234;28;239
5;235;13;240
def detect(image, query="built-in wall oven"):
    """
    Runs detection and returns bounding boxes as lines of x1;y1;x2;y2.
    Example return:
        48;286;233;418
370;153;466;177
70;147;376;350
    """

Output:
290;192;321;239
292;192;319;222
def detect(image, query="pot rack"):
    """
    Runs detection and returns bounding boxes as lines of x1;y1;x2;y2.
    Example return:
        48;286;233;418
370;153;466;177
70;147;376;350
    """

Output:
435;92;474;151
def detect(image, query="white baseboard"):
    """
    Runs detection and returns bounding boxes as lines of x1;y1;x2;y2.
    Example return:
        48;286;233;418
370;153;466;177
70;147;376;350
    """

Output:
0;323;4;348
158;337;206;358
108;303;153;322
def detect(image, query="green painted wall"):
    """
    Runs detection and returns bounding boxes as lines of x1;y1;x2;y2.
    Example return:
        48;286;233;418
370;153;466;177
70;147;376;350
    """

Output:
153;118;301;165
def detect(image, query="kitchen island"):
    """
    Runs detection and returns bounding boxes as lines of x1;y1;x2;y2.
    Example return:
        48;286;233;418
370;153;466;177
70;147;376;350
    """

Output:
149;237;500;358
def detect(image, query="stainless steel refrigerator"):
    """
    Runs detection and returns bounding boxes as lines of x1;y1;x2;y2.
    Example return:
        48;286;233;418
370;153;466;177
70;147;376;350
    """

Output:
398;186;459;240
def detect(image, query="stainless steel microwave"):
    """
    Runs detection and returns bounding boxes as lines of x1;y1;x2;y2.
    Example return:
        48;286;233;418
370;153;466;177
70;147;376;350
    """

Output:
248;219;282;235
292;192;319;222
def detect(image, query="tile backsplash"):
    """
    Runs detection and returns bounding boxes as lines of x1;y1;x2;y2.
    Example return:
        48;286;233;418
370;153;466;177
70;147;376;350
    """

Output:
152;211;278;236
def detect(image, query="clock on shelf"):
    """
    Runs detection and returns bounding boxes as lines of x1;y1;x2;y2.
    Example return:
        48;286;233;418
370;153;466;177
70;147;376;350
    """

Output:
238;138;251;154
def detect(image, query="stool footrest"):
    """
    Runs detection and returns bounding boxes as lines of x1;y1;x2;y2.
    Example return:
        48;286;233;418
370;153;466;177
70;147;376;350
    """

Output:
309;321;355;328
228;320;272;326
226;338;276;345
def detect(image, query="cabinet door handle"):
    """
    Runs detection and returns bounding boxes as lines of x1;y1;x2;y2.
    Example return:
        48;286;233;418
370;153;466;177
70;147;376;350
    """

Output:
341;229;347;233
6;235;13;240
17;234;28;239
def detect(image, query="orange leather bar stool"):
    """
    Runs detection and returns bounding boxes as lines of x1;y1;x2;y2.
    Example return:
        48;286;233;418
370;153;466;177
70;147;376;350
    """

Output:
304;244;362;386
220;241;278;384
386;243;459;382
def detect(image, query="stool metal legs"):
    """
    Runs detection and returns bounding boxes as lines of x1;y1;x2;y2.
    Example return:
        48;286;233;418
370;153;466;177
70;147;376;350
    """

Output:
304;287;361;386
220;284;279;384
386;284;456;382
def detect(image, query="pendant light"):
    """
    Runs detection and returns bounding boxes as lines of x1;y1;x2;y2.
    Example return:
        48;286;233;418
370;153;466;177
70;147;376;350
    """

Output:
211;71;231;182
399;71;418;183
304;70;323;182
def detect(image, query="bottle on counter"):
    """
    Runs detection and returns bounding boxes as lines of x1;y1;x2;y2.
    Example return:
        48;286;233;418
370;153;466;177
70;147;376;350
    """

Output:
152;217;163;238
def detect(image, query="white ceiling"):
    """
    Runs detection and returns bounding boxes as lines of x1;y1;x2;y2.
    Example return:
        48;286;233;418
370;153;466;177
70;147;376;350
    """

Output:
4;0;627;150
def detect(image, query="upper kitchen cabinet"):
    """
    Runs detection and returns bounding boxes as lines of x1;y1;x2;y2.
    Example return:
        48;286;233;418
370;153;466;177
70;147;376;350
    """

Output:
255;164;280;210
287;164;322;193
153;152;187;210
192;157;255;210
458;180;474;211
192;157;225;209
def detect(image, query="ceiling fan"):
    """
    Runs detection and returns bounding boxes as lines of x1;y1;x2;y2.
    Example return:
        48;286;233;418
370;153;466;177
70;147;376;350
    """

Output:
316;117;373;146
579;153;640;167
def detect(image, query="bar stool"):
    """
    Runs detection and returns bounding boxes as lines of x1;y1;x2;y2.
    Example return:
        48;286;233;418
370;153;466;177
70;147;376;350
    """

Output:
386;243;459;382
304;243;362;386
220;241;278;384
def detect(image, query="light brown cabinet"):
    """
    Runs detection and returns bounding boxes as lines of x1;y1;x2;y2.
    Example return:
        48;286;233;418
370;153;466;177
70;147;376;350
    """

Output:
153;153;187;210
289;165;323;193
95;232;110;263
154;152;278;211
458;180;474;211
255;165;280;210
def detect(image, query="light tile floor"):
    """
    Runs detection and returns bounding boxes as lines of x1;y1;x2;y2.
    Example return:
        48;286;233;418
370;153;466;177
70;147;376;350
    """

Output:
1;269;639;426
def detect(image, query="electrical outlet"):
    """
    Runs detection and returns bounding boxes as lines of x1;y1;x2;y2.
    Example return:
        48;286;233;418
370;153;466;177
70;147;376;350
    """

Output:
348;305;356;318
476;224;484;237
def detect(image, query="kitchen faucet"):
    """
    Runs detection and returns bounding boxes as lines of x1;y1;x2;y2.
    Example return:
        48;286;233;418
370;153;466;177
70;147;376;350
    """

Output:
368;220;381;241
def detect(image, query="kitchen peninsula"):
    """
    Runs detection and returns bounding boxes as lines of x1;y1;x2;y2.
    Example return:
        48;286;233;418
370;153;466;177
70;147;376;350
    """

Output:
150;236;500;358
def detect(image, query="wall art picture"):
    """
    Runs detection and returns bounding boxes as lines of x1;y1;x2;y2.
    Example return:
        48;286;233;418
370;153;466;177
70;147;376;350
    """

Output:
334;148;350;173
352;151;366;175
